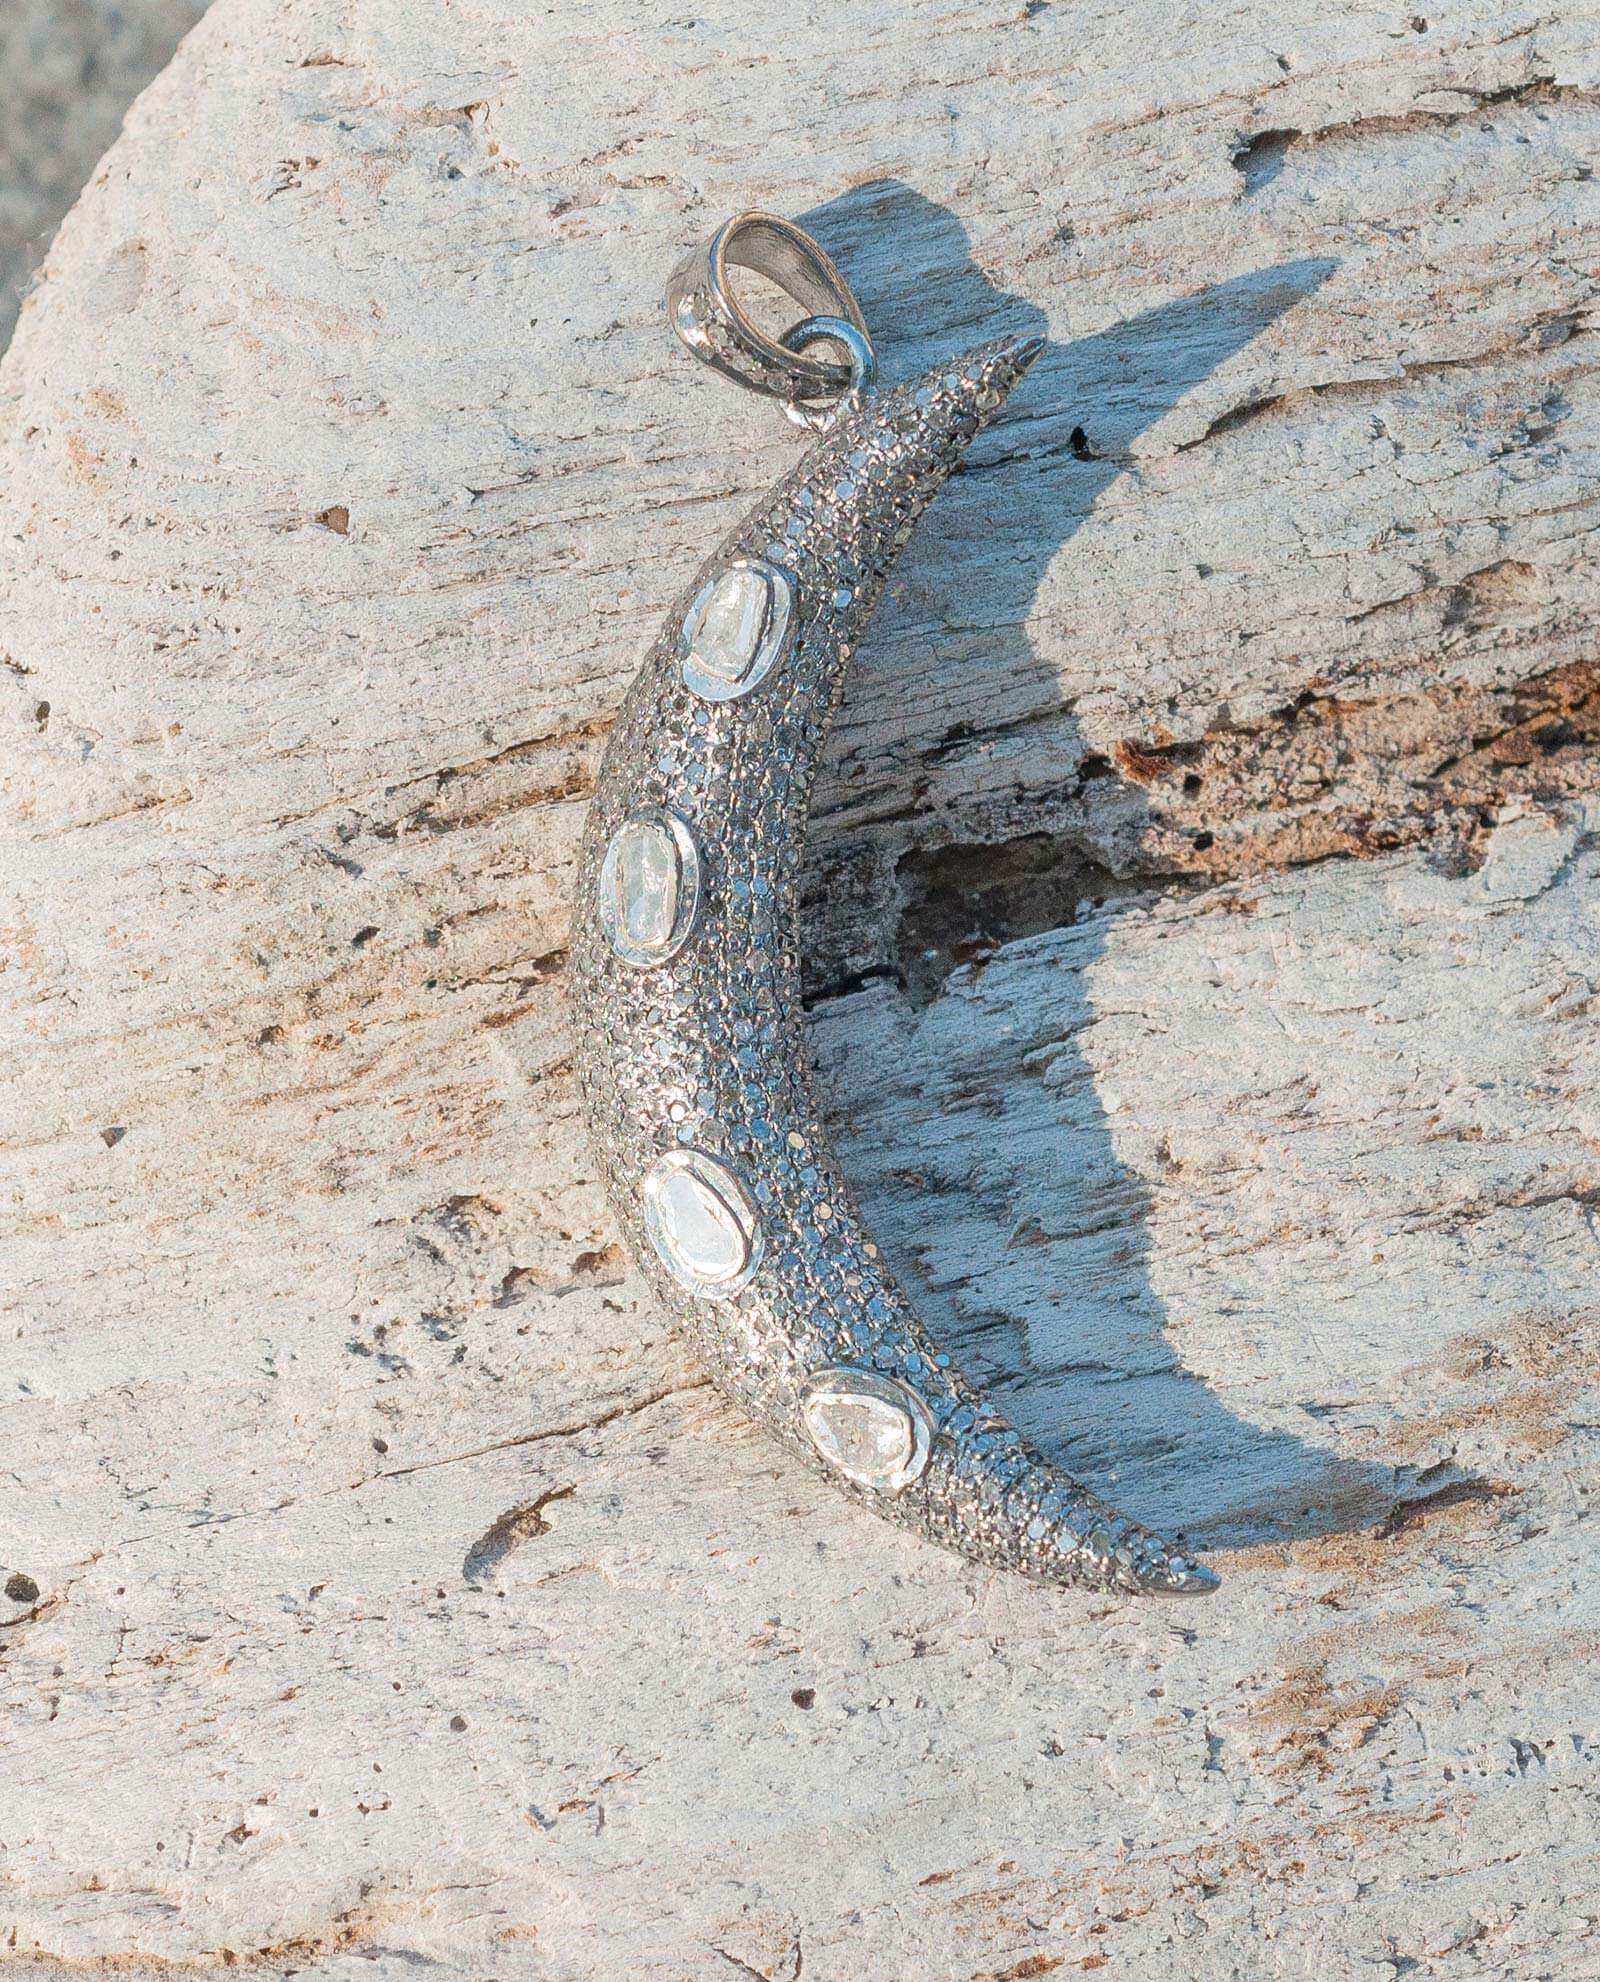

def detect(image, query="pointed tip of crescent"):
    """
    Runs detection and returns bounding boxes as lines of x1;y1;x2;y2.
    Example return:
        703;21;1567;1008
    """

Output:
1149;1557;1222;1598
973;331;1046;403
1084;1532;1220;1599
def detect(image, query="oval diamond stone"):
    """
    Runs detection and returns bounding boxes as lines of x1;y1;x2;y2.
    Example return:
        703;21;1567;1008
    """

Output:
680;556;795;701
642;1150;762;1295
597;809;700;967
798;1368;934;1494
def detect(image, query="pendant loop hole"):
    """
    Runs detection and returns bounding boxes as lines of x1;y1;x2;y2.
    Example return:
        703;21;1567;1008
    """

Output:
777;317;878;432
666;211;873;409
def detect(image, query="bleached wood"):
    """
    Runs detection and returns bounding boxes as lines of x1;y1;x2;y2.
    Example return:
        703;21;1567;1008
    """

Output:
2;1;1599;1976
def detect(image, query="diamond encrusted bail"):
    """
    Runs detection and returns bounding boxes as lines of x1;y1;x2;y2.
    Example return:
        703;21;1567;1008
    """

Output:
665;212;876;422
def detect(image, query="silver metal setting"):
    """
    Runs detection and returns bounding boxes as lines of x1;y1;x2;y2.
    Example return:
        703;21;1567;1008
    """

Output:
596;806;702;968
641;1147;764;1297
779;317;878;432
799;1367;934;1494
665;211;871;407
679;555;796;702
570;214;1218;1599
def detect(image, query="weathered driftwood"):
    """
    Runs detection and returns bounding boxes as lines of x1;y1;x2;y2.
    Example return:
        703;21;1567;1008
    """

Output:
3;0;1599;1974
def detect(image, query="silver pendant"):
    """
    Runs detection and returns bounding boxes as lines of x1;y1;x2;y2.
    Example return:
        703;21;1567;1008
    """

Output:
570;212;1217;1597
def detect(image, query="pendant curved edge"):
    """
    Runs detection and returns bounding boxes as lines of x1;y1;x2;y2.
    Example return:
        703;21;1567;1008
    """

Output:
568;331;1219;1601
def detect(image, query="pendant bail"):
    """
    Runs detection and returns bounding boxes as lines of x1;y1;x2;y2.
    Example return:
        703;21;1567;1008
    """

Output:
665;212;875;415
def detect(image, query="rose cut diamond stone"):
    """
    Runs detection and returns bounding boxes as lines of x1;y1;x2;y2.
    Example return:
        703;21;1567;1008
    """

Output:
798;1368;934;1494
597;809;700;967
679;556;795;701
642;1149;762;1295
693;564;768;682
610;821;676;946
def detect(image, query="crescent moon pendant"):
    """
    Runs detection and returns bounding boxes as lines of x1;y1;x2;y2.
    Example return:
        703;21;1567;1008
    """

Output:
569;300;1218;1598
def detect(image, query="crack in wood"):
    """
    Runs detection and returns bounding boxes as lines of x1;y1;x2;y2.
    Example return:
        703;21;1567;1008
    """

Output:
462;1483;576;1584
799;655;1600;1002
1177;312;1592;451
1232;76;1600;195
357;1380;712;1488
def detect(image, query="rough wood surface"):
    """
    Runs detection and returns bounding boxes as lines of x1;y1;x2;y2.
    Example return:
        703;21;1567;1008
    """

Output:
3;1;1599;1975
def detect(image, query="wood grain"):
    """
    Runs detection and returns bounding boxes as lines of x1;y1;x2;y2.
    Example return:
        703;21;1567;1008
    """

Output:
2;1;1598;1974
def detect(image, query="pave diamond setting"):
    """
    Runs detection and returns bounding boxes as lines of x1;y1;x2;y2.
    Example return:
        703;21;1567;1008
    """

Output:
570;320;1217;1596
679;556;795;701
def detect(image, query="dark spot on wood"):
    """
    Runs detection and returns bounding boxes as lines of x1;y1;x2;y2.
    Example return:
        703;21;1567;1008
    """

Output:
570;1245;618;1277
1233;128;1302;195
790;1687;816;1709
1441;558;1545;633
1111;738;1176;786
462;1484;576;1585
1372;1476;1515;1540
494;1243;626;1307
480;1002;540;1031
892;833;1139;1008
5;1572;40;1604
